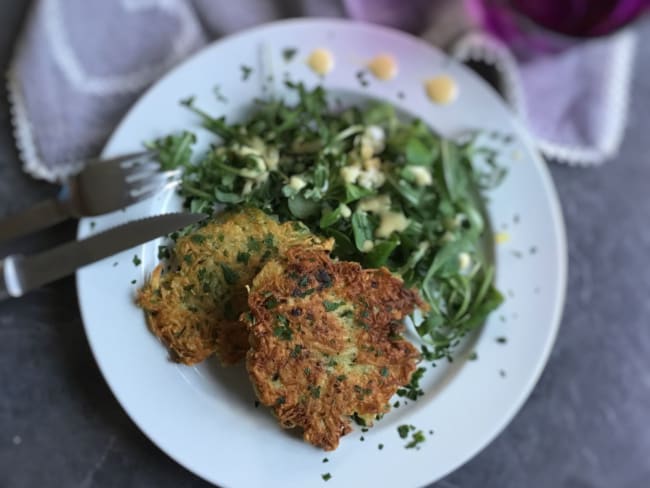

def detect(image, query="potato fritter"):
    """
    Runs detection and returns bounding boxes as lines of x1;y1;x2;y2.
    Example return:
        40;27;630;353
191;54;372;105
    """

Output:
245;247;424;451
137;208;332;365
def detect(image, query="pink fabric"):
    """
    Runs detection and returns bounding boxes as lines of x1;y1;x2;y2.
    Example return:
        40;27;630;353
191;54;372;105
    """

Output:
343;0;641;164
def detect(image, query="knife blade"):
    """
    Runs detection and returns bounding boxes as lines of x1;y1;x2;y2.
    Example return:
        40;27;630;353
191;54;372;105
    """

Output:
0;212;206;300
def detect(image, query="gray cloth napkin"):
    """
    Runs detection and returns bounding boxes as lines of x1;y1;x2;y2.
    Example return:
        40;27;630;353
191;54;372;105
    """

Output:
7;0;637;182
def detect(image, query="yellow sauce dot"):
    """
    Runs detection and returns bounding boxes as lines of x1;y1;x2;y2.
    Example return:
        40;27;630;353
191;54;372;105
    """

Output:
494;232;510;245
307;48;335;76
425;75;458;105
367;54;398;81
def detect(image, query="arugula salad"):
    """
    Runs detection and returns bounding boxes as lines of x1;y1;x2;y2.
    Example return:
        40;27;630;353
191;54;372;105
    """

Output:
150;82;505;360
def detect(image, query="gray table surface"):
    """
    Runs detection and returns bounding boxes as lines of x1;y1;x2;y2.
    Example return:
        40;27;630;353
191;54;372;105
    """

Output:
1;3;649;487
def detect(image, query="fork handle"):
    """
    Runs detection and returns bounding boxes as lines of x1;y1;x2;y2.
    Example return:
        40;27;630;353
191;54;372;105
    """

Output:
0;259;9;301
0;199;72;242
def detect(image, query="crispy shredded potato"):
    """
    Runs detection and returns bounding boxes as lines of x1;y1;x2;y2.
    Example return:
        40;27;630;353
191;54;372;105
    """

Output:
245;247;423;450
137;208;332;365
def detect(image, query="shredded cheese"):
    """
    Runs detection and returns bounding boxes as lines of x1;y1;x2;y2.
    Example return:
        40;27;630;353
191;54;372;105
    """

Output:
458;252;472;271
289;176;307;191
341;164;362;184
408;166;433;187
376;211;409;238
358;194;391;214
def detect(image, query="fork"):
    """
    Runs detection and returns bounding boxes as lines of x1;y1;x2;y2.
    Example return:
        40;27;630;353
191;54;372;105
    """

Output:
0;150;181;242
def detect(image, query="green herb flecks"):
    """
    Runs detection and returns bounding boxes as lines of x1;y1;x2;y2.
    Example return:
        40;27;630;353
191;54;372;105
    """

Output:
132;255;141;266
237;251;251;265
397;367;426;401
356;70;369;87
290;344;303;358
309;385;321;399
420;345;437;362
283;48;298;62
274;315;293;341
263;233;275;248
264;295;279;309
323;300;343;312
158;246;170;260
213;85;228;103
220;264;239;284
352;413;366;427
405;430;426;449
241;65;253;81
397;424;413;439
273;326;293;341
247;237;261;252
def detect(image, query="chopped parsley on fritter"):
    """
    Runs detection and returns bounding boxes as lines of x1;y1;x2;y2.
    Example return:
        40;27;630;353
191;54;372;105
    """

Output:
245;247;424;450
137;208;332;365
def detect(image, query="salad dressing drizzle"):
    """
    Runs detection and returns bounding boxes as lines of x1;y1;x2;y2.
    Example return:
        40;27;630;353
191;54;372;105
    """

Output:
425;75;458;104
307;48;335;75
367;54;398;81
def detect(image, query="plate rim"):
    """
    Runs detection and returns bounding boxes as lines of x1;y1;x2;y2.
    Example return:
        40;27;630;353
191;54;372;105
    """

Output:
75;17;568;487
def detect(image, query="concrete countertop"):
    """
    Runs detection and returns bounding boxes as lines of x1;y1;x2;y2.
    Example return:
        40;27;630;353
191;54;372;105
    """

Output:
0;3;648;487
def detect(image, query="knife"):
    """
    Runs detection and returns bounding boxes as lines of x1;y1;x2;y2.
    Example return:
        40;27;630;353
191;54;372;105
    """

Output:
0;212;206;300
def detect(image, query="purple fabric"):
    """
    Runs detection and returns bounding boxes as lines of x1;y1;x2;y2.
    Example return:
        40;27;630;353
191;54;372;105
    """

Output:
510;0;649;37
7;0;640;182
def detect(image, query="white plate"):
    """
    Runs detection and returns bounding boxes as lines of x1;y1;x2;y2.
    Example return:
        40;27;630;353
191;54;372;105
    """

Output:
77;19;566;488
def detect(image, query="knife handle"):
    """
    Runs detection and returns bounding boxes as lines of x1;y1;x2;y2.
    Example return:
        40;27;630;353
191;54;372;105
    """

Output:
0;256;23;301
0;260;7;301
0;199;72;242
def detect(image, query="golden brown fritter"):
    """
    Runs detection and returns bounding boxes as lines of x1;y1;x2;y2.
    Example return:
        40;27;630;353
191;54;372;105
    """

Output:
245;247;424;451
137;208;332;365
